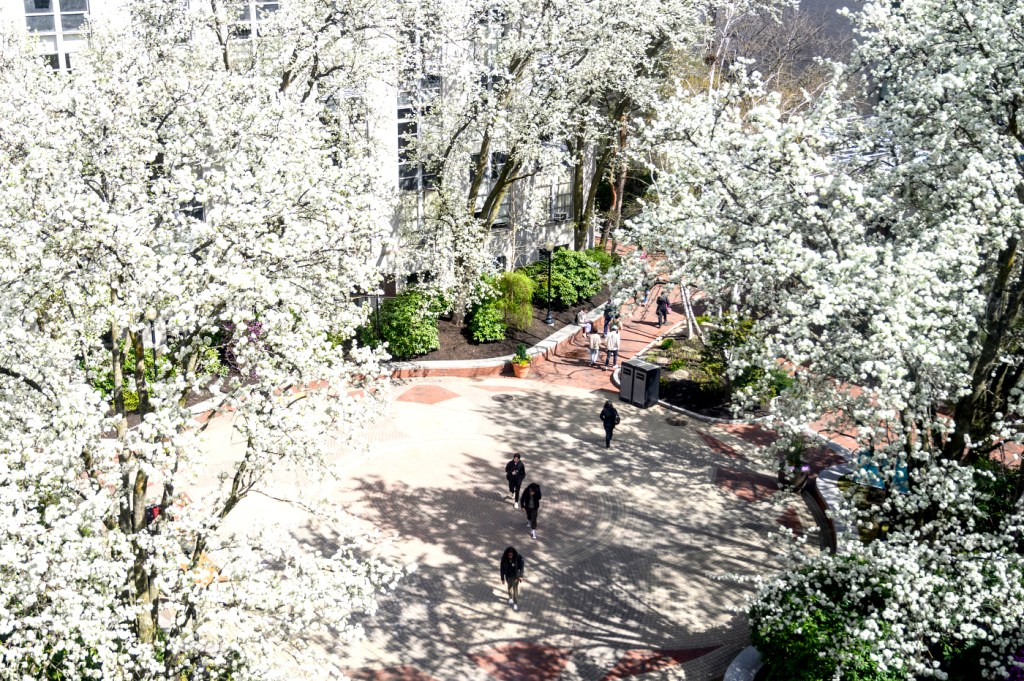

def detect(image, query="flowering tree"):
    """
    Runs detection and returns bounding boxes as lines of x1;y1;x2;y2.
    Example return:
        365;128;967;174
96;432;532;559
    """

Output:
0;2;404;678
393;0;715;318
620;0;1024;675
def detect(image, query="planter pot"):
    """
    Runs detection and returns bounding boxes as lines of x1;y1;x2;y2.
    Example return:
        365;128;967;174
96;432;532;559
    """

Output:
512;362;531;378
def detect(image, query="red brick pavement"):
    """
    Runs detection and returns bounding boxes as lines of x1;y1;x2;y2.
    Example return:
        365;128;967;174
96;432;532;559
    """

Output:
530;284;691;393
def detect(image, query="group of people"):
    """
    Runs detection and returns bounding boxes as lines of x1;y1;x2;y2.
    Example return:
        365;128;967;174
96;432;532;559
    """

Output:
498;399;622;611
578;290;673;371
500;453;541;612
579;307;622;369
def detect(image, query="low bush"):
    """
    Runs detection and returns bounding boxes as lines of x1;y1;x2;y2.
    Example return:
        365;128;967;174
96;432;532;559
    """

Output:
89;341;225;412
660;338;676;350
667;358;687;372
752;587;902;681
583;247;618;273
468;298;507;343
376;288;440;359
528;248;602;308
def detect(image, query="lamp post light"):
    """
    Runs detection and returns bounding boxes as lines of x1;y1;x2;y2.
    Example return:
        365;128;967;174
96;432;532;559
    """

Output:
541;240;555;326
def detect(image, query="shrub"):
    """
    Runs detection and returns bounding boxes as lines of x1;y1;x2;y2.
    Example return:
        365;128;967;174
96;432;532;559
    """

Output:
583;247;618;273
530;249;602;308
377;288;440;359
699;316;754;390
660;338;676;350
752;587;902;681
667;358;687;372
468;298;507;343
768;367;794;396
496;271;536;331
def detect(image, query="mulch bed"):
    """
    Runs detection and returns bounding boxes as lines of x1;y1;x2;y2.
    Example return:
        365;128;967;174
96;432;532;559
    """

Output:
414;286;610;362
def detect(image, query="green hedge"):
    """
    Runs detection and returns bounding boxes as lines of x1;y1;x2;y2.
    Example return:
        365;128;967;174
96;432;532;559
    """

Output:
752;589;903;681
583;247;618;273
376;288;440;359
526;248;602;308
469;298;507;343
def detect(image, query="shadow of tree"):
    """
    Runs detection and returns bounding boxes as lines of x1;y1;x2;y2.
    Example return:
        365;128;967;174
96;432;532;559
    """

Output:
314;385;789;680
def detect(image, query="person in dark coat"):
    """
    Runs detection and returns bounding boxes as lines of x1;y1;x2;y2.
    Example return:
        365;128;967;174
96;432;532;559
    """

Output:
521;482;542;540
505;454;526;507
603;305;615;335
600;400;620;448
655;292;670;327
500;546;525;611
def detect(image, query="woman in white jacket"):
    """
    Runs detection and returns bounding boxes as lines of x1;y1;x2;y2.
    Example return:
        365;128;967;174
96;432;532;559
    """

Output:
588;330;602;367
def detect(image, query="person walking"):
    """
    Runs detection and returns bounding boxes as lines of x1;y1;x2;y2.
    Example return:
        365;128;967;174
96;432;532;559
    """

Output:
600;400;620;448
603;305;615;335
500;546;525;611
605;326;621;368
588;328;602;367
505;453;526;507
655;292;670;328
521;482;542;540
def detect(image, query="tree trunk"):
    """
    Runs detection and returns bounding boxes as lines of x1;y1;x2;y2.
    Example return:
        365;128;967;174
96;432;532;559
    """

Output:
601;111;629;249
569;132;586;249
579;141;613;249
944;237;1024;462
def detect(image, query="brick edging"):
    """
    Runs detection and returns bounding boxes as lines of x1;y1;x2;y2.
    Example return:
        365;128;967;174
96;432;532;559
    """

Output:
387;302;611;379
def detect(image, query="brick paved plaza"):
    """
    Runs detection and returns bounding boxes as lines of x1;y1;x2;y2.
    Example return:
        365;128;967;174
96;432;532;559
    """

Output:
301;377;808;681
189;292;814;680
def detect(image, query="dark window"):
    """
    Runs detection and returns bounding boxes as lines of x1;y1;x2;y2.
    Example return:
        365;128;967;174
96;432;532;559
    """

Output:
26;15;55;31
61;13;87;31
42;53;59;70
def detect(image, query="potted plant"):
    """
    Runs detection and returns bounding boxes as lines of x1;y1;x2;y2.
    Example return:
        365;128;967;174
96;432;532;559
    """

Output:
511;343;532;378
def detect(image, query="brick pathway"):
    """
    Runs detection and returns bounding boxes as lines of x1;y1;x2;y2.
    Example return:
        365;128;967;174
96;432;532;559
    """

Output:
259;377;814;681
190;286;814;680
531;285;690;393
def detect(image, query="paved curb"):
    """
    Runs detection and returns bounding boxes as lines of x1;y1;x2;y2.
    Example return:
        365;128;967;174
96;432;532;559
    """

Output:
388;303;611;379
724;646;763;681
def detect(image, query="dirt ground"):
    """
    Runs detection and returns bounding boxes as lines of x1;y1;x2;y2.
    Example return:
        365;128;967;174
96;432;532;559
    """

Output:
415;287;609;361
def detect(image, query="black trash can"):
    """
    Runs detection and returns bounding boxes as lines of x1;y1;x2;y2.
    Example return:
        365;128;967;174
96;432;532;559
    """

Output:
619;358;660;408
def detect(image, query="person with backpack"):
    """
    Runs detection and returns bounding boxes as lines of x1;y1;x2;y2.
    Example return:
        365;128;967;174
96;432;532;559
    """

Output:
500;546;525;611
600;400;620;448
521;482;542;540
603;304;616;335
505;453;526;507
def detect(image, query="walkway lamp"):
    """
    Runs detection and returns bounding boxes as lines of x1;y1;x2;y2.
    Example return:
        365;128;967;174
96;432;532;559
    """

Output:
540;240;555;325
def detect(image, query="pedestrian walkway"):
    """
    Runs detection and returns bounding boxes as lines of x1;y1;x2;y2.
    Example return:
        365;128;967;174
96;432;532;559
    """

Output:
189;283;813;681
531;284;690;393
228;376;813;681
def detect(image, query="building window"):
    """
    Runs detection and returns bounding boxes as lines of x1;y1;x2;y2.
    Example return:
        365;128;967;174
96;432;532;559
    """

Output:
25;0;89;72
397;74;440;193
551;181;571;222
230;0;279;40
397;106;437;192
